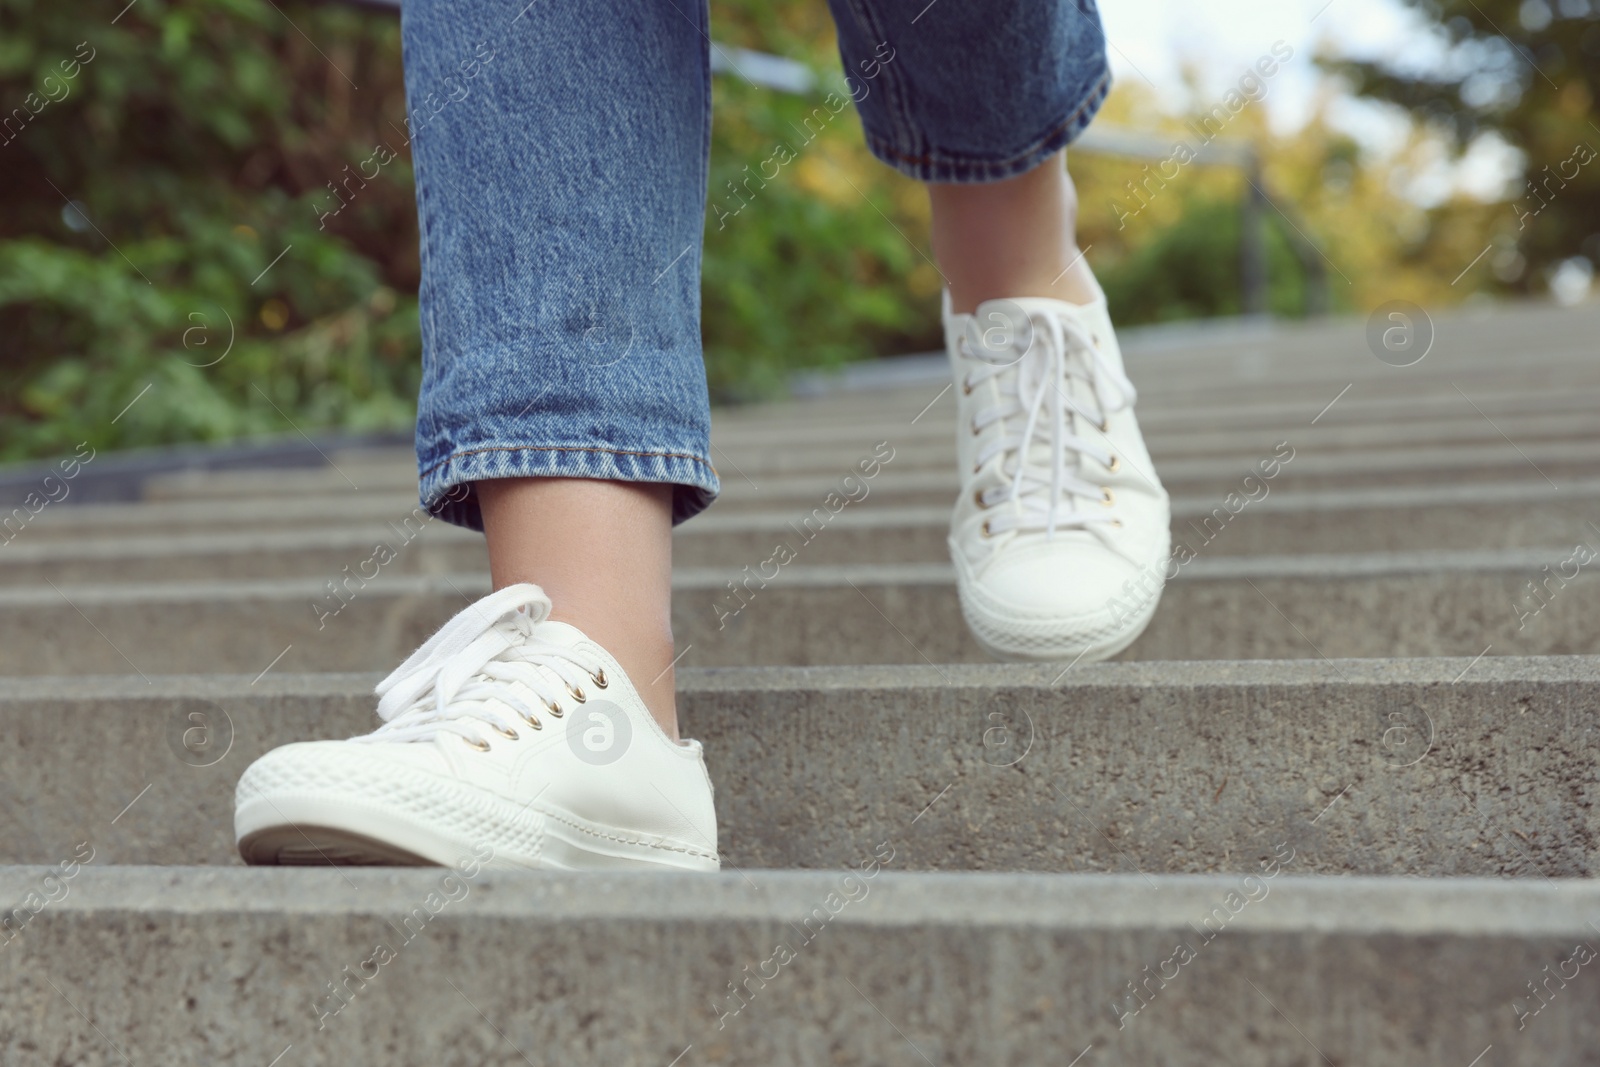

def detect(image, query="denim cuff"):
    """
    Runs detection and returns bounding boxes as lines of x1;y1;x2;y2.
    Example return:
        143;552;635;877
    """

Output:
419;443;720;531
863;66;1111;184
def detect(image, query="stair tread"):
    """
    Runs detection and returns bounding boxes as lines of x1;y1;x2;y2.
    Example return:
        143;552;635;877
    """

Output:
6;865;1598;930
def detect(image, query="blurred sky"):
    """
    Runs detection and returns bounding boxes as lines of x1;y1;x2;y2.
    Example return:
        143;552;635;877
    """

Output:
1097;0;1520;200
1099;0;1423;126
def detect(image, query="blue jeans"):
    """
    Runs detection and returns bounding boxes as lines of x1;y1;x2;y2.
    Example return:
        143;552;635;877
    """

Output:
401;0;1111;529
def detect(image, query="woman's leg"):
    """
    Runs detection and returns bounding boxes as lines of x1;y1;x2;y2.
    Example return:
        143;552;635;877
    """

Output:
401;0;721;741
829;0;1173;663
234;0;720;872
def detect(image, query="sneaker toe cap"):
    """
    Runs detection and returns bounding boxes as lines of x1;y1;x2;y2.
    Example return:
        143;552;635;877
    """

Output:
977;540;1148;613
236;738;460;804
959;539;1164;657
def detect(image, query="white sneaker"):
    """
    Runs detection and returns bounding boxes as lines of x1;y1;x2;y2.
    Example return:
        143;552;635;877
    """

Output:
944;284;1171;661
235;584;720;872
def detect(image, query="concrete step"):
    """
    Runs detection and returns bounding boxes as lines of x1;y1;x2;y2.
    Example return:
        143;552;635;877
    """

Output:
701;438;1600;504
716;408;1600;475
3;658;1595;875
283;383;1596;468
15;494;451;541
713;486;1600;562
7;483;1599;582
3;866;1596;1066
127;438;1600;512
188;406;1600;482
0;523;491;584
756;333;1600;402
134;398;1600;498
709;382;1600;446
20;473;1600;550
3;549;1594;674
727;359;1600;424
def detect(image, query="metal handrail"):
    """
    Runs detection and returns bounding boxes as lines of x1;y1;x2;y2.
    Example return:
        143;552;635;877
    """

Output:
1071;127;1330;316
317;0;820;94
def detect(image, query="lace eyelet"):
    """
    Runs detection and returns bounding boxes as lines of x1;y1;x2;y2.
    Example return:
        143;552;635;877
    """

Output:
962;378;973;395
590;668;608;689
973;489;988;509
519;711;544;730
465;737;491;752
566;682;587;703
494;725;519;741
1097;419;1110;433
1107;454;1120;473
546;699;564;719
981;520;994;538
970;421;981;437
1111;519;1123;528
1101;488;1115;507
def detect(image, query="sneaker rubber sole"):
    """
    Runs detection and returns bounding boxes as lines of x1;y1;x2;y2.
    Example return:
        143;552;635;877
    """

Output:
236;764;720;873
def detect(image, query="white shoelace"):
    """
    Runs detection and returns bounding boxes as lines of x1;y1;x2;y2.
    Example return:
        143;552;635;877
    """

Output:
964;309;1137;539
357;585;602;749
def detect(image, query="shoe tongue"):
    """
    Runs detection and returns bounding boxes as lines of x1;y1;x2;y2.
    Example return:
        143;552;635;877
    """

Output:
964;295;1106;359
971;292;1105;322
529;619;592;650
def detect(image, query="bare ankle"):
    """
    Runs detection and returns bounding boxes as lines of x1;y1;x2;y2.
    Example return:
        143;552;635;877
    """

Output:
928;150;1099;312
478;476;681;739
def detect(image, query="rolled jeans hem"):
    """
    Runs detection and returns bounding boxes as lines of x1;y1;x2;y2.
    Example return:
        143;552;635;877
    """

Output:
863;68;1111;184
419;444;720;532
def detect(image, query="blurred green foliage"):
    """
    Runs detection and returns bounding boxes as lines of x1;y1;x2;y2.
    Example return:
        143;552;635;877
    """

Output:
0;0;956;458
1098;197;1315;322
0;0;1434;464
0;0;424;460
702;76;936;399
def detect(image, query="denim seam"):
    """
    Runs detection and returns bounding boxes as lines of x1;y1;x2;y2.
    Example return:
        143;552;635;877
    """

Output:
692;0;711;314
411;93;442;452
867;67;1110;180
696;0;712;209
419;443;719;481
844;0;921;166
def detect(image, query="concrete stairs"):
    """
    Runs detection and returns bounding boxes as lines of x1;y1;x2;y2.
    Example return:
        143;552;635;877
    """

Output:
2;299;1599;1064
